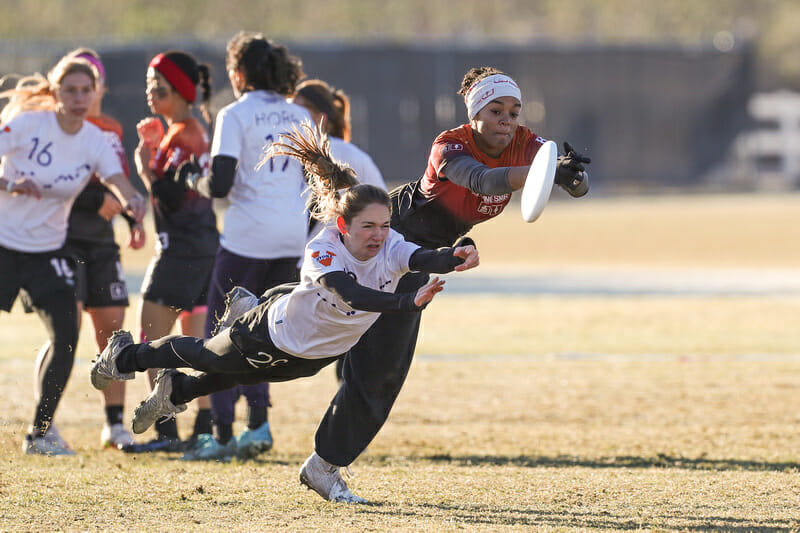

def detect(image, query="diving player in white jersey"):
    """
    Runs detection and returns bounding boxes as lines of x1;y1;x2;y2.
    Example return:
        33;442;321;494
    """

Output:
91;122;479;503
0;55;145;455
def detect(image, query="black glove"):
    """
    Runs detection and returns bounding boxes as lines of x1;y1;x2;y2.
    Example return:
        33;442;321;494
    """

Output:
175;155;202;190
555;142;590;198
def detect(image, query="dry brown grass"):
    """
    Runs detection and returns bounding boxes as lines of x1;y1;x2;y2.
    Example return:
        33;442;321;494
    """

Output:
2;193;800;531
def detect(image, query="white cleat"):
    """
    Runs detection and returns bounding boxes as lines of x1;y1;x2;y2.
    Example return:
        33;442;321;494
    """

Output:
214;286;259;334
131;369;187;434
23;425;75;456
101;422;136;449
299;453;368;504
91;330;135;390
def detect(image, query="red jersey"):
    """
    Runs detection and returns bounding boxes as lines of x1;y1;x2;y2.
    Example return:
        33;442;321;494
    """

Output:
148;117;218;257
150;118;208;179
392;124;545;248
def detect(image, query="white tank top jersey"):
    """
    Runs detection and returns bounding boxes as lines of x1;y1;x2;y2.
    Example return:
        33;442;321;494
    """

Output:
0;111;123;253
328;137;387;191
268;225;420;358
211;90;313;260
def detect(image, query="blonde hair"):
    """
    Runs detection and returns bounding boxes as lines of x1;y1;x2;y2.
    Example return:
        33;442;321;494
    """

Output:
267;122;388;223
0;56;97;123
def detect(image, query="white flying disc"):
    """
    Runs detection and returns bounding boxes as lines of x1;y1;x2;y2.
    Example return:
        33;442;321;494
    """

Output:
520;140;557;223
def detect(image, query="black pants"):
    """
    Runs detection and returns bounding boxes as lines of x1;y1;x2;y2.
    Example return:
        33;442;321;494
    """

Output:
116;285;339;404
314;271;428;466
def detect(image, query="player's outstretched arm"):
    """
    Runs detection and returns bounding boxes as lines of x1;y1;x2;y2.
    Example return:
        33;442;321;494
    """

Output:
414;276;445;307
408;243;480;274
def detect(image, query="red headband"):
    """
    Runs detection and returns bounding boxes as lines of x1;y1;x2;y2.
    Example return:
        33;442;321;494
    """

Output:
149;53;196;103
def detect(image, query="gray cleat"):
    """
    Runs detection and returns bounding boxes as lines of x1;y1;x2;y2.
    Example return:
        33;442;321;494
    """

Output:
213;286;259;335
131;369;187;434
91;330;136;390
299;452;367;504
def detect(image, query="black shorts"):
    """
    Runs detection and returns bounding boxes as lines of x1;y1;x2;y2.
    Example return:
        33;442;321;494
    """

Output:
141;251;215;312
64;240;129;308
0;245;76;312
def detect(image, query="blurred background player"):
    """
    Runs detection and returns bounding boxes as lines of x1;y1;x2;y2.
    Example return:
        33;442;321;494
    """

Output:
56;48;145;450
175;33;311;461
0;54;145;455
292;79;386;192
127;50;218;453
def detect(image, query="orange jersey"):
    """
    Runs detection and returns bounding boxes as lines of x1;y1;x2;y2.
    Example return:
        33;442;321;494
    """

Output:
391;124;546;248
87;114;130;180
421;123;543;222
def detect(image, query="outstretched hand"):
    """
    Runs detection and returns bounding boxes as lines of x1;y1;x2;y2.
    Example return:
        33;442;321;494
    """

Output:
414;276;446;307
555;141;591;198
452;245;479;272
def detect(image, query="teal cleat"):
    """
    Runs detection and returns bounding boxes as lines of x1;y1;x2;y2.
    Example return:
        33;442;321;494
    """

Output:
236;421;273;459
180;433;237;461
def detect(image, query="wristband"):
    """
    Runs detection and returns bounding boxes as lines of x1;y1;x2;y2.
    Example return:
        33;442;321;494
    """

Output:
5;180;13;192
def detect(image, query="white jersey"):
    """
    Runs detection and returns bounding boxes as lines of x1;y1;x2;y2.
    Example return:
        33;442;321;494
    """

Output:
211;90;313;260
268;226;420;358
0;111;123;252
329;137;387;191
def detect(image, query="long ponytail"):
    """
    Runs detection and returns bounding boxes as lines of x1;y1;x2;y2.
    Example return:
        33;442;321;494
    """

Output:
267;122;358;222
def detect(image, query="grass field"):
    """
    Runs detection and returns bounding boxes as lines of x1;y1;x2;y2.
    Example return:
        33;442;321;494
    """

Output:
1;193;800;531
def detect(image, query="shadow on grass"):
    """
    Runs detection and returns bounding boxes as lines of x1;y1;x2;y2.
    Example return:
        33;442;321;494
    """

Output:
362;502;798;531
420;453;800;472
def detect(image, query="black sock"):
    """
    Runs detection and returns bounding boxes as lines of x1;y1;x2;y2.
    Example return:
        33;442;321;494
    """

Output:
193;409;212;437
105;405;124;426
214;423;234;445
155;416;179;440
247;406;267;430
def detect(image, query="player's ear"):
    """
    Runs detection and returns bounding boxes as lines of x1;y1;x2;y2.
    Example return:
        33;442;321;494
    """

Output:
336;216;347;234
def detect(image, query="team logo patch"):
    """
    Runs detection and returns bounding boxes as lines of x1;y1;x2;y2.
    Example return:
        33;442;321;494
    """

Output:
109;282;128;300
440;143;464;155
312;250;336;267
0;125;10;133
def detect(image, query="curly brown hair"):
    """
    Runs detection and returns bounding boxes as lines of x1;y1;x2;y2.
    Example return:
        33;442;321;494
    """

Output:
226;31;304;96
457;66;505;96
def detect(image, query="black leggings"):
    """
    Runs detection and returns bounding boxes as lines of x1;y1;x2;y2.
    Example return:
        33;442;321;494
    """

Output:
117;327;338;405
32;291;79;435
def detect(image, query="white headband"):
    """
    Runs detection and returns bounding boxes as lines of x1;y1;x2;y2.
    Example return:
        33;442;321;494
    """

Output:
464;74;522;119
